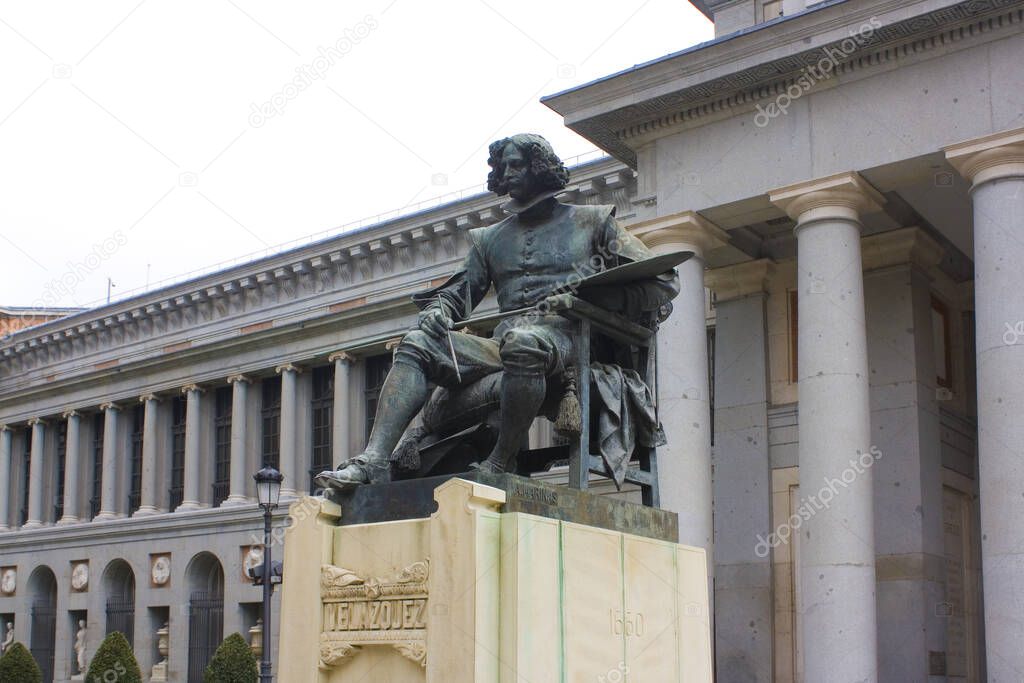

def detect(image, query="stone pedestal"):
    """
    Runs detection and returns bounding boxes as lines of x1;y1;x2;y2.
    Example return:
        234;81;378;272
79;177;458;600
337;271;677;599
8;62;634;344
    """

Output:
279;475;711;682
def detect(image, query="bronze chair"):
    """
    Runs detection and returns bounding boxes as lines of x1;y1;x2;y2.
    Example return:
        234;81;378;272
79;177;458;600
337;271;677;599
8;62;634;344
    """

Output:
389;293;666;508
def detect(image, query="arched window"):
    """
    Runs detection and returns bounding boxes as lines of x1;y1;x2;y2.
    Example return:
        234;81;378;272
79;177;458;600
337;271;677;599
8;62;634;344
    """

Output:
186;552;224;683
27;566;57;683
102;559;136;647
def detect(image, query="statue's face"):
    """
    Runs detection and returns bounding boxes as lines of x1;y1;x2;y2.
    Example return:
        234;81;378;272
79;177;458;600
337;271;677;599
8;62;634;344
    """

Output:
500;142;536;201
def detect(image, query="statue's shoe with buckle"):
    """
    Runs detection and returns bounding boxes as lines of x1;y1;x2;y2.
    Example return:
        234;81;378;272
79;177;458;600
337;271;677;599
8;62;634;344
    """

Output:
314;454;389;491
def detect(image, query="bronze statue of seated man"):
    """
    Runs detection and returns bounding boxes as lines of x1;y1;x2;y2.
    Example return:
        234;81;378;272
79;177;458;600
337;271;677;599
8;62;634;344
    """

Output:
315;133;679;490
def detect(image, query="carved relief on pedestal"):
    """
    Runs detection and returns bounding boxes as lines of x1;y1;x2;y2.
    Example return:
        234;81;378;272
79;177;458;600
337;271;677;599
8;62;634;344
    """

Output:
318;559;429;669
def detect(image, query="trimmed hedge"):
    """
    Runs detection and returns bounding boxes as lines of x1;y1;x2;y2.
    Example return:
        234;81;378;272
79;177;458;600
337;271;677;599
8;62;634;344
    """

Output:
84;631;141;683
204;632;259;683
0;641;43;683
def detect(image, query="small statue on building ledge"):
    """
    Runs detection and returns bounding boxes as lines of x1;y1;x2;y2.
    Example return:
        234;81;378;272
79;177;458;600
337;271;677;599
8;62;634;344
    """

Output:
73;620;87;677
316;134;680;491
0;620;13;654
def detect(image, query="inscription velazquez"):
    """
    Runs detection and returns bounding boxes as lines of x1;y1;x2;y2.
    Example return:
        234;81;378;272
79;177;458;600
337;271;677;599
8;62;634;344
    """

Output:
318;559;429;669
324;598;427;631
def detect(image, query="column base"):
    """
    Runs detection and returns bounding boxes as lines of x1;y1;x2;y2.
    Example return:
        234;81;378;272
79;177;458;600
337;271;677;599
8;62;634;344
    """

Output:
132;506;161;518
56;516;80;526
220;496;251;507
0;525;9;532
175;501;202;512
93;512;119;522
21;520;43;530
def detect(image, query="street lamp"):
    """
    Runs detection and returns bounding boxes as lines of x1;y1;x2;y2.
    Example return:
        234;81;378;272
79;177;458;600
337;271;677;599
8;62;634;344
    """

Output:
254;465;283;683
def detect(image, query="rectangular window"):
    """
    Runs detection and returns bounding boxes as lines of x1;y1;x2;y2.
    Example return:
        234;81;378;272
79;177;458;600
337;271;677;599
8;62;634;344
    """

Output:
309;365;334;492
788;289;799;384
213;386;232;506
932;296;953;389
19;430;30;526
91;413;104;519
128;404;144;514
169;397;186;510
261;376;282;469
54;420;67;520
762;0;783;21
364;354;392;445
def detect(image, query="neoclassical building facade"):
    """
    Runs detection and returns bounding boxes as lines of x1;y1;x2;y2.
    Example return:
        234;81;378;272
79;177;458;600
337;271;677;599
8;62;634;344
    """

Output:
544;0;1020;680
2;0;1021;680
0;157;646;682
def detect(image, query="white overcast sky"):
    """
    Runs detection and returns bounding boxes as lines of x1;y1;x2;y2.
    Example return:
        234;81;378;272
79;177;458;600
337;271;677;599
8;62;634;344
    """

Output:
0;0;712;310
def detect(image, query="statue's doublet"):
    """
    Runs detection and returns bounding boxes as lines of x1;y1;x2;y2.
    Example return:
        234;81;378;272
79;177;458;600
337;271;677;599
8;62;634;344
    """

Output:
412;201;674;322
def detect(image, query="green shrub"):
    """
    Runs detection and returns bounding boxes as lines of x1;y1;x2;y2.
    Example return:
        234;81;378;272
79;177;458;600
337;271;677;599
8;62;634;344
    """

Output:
0;642;43;683
84;631;141;683
204;632;258;683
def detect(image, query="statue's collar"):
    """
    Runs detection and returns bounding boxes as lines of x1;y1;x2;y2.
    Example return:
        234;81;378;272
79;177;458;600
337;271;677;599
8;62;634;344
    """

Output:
500;189;561;216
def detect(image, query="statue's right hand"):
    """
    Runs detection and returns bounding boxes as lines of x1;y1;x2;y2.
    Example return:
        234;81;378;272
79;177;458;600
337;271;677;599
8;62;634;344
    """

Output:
418;308;453;338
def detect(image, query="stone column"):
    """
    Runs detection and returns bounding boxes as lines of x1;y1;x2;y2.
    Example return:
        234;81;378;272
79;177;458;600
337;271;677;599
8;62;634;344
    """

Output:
770;172;883;683
177;385;204;511
705;259;774;683
95;403;121;521
946;126;1024;681
223;375;251;506
630;211;727;554
329;352;354;467
58;410;82;524
276;364;302;499
0;425;11;530
22;418;47;529
134;395;161;517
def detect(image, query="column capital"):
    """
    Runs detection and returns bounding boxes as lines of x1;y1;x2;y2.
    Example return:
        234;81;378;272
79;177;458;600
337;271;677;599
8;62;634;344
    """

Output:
705;259;776;303
27;417;46;427
628;210;728;257
226;374;252;384
139;393;161;403
861;227;944;272
99;402;121;412
945;126;1024;188
0;424;9;433
275;363;303;375
328;350;355;364
180;384;205;395
384;338;403;352
769;171;885;226
61;409;81;419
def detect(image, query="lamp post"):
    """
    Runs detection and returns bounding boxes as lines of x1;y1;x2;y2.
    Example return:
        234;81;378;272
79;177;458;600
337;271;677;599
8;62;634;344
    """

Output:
254;465;283;683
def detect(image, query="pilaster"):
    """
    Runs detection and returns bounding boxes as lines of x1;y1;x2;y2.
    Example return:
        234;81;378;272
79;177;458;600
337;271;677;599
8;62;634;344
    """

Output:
707;258;774;682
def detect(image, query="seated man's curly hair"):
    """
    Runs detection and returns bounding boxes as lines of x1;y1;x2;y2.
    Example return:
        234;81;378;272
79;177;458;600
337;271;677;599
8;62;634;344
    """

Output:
487;133;570;196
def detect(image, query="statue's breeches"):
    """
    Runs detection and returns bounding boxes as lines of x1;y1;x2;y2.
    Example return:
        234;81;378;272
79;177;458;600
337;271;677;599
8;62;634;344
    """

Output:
394;317;575;387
